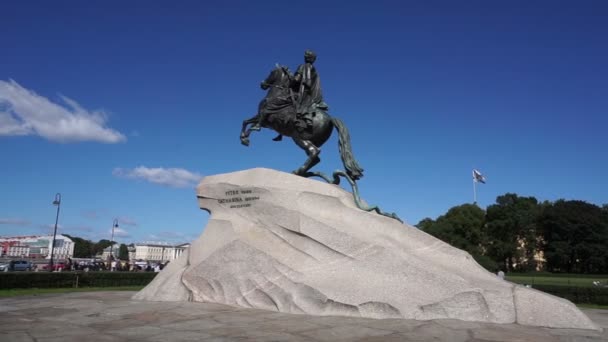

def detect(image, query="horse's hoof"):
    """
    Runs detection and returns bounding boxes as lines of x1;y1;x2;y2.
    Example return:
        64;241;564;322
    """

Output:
240;138;250;146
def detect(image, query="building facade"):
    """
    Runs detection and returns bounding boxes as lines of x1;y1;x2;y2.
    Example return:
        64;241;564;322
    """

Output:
0;235;74;260
99;244;121;260
134;242;190;262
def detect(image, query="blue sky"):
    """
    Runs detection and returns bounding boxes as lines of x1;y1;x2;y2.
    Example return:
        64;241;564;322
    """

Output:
1;1;607;244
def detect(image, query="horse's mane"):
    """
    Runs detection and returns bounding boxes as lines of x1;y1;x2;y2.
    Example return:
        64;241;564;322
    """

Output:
274;64;292;76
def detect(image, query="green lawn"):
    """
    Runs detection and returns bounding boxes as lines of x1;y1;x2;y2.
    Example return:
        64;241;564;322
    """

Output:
0;286;144;297
1;286;607;310
577;303;608;310
506;275;607;287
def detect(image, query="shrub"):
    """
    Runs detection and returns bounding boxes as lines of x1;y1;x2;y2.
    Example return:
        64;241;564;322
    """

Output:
473;254;499;272
0;272;158;289
532;284;608;305
508;272;608;278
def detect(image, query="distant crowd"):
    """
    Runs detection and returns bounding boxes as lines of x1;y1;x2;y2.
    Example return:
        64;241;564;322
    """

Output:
29;258;170;273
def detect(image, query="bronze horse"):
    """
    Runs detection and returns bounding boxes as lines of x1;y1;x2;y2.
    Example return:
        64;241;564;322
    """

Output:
240;65;364;181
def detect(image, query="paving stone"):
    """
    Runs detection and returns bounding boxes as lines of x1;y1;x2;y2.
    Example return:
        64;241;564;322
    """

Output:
401;322;470;342
238;330;314;341
108;325;165;338
187;301;242;312
209;311;271;324
556;337;606;342
582;309;608;328
7;307;74;319
37;334;129;342
159;317;224;331
253;319;328;333
434;318;484;330
0;319;40;331
356;317;426;332
88;318;145;330
0;291;606;342
473;328;558;342
101;303;169;316
298;325;394;341
353;332;427;342
297;314;371;327
147;330;214;341
0;332;35;342
547;327;604;338
0;304;20;313
42;309;123;325
206;327;315;341
27;324;98;339
126;310;194;325
162;305;238;319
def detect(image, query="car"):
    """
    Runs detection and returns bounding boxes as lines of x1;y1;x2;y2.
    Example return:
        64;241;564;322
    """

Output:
13;260;33;271
52;262;68;271
0;260;33;272
40;262;68;271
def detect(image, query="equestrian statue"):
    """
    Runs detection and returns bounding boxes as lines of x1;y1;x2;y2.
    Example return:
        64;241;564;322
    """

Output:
239;50;400;222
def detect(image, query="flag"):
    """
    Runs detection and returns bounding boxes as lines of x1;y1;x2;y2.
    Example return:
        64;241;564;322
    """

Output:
473;169;486;184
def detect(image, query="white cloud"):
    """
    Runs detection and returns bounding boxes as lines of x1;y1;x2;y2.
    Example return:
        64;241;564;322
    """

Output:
38;224;63;233
157;231;185;239
0;79;126;143
81;210;100;220
0;218;31;226
110;227;131;238
117;216;138;226
145;231;195;244
67;225;94;233
113;166;203;188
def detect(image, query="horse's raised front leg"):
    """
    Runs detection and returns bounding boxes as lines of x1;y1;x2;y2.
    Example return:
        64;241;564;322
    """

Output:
240;114;260;146
292;137;321;175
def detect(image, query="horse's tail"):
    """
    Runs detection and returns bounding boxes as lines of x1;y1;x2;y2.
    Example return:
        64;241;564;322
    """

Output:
331;117;364;181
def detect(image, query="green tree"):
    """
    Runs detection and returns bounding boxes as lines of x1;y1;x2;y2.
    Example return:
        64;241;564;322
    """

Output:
63;234;94;258
485;193;540;272
418;204;487;259
118;244;129;260
539;200;608;273
92;239;114;256
415;218;435;231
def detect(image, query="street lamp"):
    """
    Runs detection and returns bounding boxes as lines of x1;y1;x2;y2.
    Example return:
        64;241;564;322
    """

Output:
49;193;61;271
109;218;119;263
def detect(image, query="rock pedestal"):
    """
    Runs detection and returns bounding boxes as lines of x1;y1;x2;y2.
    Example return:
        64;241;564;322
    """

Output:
133;168;599;330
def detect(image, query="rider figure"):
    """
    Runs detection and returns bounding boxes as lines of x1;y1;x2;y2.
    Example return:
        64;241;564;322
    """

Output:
292;50;324;115
251;50;326;140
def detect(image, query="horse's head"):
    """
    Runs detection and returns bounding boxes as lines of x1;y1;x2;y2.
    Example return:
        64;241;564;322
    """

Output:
263;64;291;88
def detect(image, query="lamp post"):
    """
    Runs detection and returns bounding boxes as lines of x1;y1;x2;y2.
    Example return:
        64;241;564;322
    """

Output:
49;193;61;271
109;219;119;265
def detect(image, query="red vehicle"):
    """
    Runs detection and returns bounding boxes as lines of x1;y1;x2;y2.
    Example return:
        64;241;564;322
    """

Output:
41;262;69;271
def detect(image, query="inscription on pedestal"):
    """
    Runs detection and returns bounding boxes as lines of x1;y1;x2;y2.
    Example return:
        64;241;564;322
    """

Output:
218;189;260;208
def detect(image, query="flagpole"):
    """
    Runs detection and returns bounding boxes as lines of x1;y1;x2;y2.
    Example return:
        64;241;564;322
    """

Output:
473;178;477;205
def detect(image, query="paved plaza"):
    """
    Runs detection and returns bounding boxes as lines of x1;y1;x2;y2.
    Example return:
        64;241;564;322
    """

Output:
0;291;606;341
